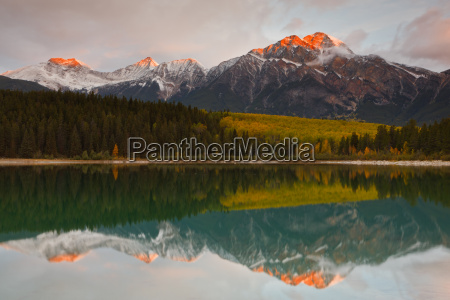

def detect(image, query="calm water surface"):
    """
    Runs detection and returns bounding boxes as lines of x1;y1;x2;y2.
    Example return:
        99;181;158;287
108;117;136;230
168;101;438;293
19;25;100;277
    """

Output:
0;165;449;299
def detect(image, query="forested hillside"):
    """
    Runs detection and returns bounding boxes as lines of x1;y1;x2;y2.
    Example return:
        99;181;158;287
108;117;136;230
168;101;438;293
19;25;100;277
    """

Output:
0;90;230;159
0;89;448;160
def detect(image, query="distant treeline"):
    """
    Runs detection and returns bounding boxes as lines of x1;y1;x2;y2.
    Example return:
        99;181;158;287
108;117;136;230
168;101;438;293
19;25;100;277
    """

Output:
0;89;449;160
0;89;236;159
331;118;450;160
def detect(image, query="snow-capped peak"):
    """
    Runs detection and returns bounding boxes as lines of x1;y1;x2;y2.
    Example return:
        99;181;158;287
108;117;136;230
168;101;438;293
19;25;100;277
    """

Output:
250;32;351;59
48;58;91;69
278;35;310;48
251;35;314;56
171;58;203;66
303;32;345;49
157;58;208;73
133;57;159;68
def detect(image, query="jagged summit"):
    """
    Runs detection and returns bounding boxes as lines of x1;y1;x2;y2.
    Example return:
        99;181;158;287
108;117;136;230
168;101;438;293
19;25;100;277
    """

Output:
133;57;158;68
250;32;351;57
48;253;87;263
252;266;344;288
303;32;345;48
155;58;207;72
251;35;312;56
48;58;91;69
170;58;204;66
133;253;159;264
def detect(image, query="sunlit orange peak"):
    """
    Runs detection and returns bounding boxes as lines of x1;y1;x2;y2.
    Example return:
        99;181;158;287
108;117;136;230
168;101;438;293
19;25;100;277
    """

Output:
252;266;343;289
48;58;90;68
279;35;305;47
303;32;344;48
251;35;315;55
48;253;87;263
134;57;159;67
172;58;199;64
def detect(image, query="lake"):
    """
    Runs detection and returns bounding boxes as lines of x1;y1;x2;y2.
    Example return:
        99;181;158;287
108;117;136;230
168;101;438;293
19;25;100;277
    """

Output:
0;164;449;299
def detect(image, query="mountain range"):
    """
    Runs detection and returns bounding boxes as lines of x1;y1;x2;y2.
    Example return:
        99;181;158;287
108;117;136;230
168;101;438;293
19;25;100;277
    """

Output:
2;32;450;124
1;198;449;289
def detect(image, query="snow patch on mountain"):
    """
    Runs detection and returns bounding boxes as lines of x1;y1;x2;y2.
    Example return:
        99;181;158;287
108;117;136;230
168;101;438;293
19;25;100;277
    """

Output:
207;57;240;81
2;61;117;90
1;57;160;91
386;61;427;79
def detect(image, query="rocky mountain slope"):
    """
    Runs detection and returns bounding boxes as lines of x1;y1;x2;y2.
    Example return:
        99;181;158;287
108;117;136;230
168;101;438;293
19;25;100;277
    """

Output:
2;32;449;124
182;33;450;124
0;75;49;91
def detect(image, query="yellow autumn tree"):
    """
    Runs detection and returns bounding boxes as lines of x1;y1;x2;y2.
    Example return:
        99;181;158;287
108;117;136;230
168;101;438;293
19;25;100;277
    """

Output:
321;139;332;154
112;144;119;159
402;141;409;154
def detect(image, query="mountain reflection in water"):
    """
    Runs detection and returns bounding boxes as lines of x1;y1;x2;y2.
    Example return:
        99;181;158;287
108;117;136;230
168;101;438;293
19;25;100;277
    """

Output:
0;165;449;290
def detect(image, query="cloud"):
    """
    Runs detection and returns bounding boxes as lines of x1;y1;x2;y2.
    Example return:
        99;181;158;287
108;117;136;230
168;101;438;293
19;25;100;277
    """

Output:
281;0;350;10
398;9;450;66
282;18;303;33
306;46;355;66
343;29;368;50
0;0;283;71
1;0;449;73
365;8;450;72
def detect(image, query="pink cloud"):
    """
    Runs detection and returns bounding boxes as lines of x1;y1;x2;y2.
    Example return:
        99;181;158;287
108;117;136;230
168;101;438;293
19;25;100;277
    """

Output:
282;18;303;33
397;9;450;67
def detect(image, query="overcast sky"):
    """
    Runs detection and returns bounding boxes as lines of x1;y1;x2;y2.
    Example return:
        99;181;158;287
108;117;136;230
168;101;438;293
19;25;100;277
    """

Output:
1;0;449;73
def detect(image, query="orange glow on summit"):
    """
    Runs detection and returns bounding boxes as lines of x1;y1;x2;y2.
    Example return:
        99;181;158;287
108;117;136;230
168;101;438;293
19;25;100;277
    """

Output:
252;265;344;289
133;57;159;67
171;58;200;64
48;253;88;263
48;58;91;68
133;253;159;264
303;32;344;48
251;32;346;56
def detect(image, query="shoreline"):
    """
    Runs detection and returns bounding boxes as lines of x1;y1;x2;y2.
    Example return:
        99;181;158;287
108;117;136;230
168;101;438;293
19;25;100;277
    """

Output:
0;158;449;167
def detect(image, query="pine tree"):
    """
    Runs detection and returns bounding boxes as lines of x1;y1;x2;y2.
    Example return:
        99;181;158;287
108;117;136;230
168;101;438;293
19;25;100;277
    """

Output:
45;127;58;157
69;126;82;157
338;137;346;155
10;122;20;157
374;125;389;151
350;132;359;149
37;120;46;153
0;124;5;157
57;120;67;156
19;129;36;158
418;123;429;153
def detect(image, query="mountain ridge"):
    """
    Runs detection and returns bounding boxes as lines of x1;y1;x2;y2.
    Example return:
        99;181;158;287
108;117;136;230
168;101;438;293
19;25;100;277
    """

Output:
2;32;449;124
0;75;49;92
